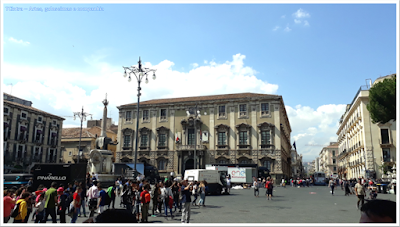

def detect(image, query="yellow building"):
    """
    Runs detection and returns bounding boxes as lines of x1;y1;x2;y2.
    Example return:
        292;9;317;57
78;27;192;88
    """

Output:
116;93;293;180
61;125;118;164
337;74;396;180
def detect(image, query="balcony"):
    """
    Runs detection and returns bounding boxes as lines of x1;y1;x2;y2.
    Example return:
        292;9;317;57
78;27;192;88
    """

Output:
139;145;149;151
215;144;229;150
176;144;205;151
138;150;150;157
122;146;132;151
237;144;250;150
260;144;274;149
379;139;392;148
157;145;168;151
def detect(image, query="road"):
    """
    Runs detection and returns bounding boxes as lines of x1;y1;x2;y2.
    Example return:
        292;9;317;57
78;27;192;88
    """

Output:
26;185;396;223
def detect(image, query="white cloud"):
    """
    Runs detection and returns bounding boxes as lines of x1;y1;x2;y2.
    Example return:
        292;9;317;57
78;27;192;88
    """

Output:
293;8;310;18
191;63;199;68
8;37;30;45
281;15;286;18
2;53;279;130
304;20;310;26
272;26;280;31
294;19;302;24
284;26;292;32
287;104;346;162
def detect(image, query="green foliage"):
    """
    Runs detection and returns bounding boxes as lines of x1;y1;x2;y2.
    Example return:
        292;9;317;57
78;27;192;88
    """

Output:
367;75;396;124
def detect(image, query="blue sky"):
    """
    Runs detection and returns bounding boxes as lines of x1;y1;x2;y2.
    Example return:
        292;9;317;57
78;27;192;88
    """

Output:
2;2;398;162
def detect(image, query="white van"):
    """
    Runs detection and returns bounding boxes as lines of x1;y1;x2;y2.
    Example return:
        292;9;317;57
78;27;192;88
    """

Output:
184;169;225;195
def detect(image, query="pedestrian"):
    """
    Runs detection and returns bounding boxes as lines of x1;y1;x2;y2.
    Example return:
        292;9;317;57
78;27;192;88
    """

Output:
121;184;133;213
24;186;35;222
162;181;173;218
70;186;82;223
97;184;107;214
254;178;259;197
180;180;192;224
106;184;116;209
359;199;396;223
3;189;16;223
172;181;182;211
329;178;335;195
355;179;366;210
79;182;87;217
43;181;58;223
152;183;160;215
191;181;198;206
86;172;92;187
197;181;206;206
345;180;351;196
87;181;99;217
13;192;31;223
226;176;231;193
265;177;273;200
34;192;45;223
140;184;151;223
57;187;67;223
115;177;122;197
133;182;141;221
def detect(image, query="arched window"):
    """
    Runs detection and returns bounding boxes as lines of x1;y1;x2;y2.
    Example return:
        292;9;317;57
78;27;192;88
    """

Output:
158;158;168;170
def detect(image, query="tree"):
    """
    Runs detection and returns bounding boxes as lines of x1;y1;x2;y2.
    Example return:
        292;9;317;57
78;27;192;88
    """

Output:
367;75;396;124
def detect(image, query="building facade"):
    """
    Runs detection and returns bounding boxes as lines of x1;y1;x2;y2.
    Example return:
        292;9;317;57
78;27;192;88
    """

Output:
318;142;338;178
291;150;303;178
61;126;118;164
116;93;293;180
336;75;397;180
3;93;64;173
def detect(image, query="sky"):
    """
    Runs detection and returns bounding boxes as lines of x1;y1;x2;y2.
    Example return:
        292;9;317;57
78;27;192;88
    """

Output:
1;1;398;162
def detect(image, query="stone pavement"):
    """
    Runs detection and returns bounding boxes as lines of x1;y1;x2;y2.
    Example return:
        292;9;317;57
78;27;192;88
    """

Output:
26;185;396;224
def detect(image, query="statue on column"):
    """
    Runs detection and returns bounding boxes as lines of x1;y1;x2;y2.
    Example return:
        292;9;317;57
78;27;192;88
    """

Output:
88;94;118;174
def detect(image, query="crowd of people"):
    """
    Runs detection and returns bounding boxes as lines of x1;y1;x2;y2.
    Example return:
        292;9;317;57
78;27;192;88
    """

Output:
3;173;396;224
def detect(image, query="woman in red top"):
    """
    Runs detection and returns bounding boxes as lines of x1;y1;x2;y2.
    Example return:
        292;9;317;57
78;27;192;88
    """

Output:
70;187;82;223
3;189;16;223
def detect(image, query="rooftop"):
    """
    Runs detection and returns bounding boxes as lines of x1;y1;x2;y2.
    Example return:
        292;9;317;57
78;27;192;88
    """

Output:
3;99;65;121
119;92;281;108
62;126;117;139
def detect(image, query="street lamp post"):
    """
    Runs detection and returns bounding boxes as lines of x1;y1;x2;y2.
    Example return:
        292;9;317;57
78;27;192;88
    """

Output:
186;104;206;169
73;107;92;164
123;57;156;179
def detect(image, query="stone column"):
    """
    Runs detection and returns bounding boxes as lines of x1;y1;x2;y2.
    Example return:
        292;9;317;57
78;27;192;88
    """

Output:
151;110;157;151
27;113;35;161
251;104;258;164
229;106;236;162
116;111;124;163
169;110;175;171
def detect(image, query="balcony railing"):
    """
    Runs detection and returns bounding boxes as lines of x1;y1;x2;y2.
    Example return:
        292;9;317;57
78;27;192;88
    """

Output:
177;144;205;151
237;144;250;149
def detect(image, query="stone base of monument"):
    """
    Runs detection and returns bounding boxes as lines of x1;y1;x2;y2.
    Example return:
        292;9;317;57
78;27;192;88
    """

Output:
97;174;119;187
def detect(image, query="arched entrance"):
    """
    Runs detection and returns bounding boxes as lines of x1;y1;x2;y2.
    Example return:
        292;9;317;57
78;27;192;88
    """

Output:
184;158;194;176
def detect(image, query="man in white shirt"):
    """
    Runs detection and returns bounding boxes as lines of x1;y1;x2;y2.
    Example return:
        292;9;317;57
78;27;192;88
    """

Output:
86;181;99;217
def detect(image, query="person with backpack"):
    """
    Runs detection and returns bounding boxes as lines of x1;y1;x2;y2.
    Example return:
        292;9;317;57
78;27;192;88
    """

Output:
132;182;142;221
3;189;16;223
87;181;99;217
43;181;58;223
12;192;31;223
122;184;133;213
265;177;273;200
34;192;45;223
140;184;151;223
163;181;173;218
57;187;68;223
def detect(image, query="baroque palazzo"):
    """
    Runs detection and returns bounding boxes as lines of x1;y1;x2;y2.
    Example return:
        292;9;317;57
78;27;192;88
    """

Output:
116;93;293;180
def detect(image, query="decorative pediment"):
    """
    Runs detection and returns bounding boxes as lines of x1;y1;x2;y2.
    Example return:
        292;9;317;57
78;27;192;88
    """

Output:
235;123;251;130
214;124;230;132
122;128;134;135
257;122;275;131
139;127;151;135
156;126;169;133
